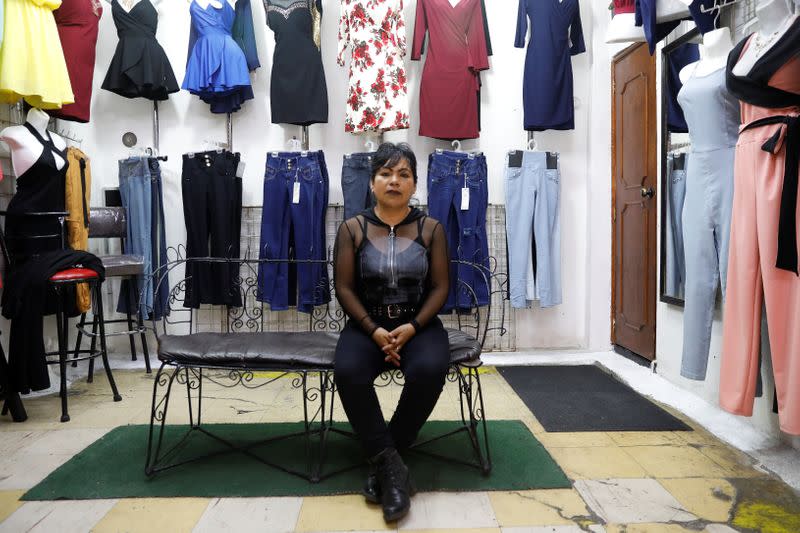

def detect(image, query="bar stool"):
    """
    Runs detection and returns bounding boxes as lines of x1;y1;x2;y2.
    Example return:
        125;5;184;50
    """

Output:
72;207;151;375
0;210;121;422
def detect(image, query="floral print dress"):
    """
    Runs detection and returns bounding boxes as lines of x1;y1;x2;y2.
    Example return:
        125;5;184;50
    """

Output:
337;0;409;133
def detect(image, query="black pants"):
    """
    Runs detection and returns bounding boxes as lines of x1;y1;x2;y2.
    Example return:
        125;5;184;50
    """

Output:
181;151;243;308
334;317;450;457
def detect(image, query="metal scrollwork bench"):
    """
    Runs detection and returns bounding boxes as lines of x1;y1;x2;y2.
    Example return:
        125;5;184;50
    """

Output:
144;249;507;483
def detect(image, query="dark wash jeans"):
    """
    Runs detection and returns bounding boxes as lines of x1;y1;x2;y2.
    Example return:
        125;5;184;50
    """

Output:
257;151;330;313
427;150;490;311
342;152;376;220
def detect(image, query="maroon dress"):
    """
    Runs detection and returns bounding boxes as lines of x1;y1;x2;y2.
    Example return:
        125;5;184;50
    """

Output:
49;0;102;123
411;0;490;140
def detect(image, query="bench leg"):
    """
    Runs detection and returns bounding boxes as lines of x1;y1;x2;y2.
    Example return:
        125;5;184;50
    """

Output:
145;363;179;476
181;367;202;428
458;366;491;475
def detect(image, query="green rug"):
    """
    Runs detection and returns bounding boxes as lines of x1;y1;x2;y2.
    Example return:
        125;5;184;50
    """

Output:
22;420;570;500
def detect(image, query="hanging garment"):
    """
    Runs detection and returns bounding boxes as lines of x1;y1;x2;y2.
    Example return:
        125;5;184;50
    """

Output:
515;0;585;132
49;0;102;122
1;250;103;394
411;0;490;140
184;0;253;113
116;157;170;318
0;0;74;109
257;151;330;312
232;0;260;71
667;43;700;134
148;158;170;319
426;150;490;311
720;21;800;434
676;67;738;380
341;152;376;220
635;0;714;54
182;150;243;308
5;124;68;259
264;0;328;125
64;147;92;313
664;152;687;298
504;151;561;309
337;0;409;133
102;0;179;100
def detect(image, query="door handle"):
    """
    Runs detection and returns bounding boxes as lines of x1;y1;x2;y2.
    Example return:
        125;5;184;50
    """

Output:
641;187;654;198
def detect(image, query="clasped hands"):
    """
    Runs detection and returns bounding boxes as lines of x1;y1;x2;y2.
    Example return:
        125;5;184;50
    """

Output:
371;324;416;367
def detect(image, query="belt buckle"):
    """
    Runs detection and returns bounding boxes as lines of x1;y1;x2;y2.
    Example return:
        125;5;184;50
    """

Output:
387;304;400;319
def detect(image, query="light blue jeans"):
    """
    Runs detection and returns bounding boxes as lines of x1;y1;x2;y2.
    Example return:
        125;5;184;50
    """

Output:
504;151;561;308
665;153;687;298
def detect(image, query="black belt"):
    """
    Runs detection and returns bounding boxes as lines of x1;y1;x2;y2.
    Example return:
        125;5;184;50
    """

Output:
740;114;800;275
369;304;417;319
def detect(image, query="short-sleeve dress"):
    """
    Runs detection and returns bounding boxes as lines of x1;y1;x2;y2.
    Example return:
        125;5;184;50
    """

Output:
337;0;409;134
515;0;585;131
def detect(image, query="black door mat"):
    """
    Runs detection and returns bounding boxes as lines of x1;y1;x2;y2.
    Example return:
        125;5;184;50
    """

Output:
498;364;692;432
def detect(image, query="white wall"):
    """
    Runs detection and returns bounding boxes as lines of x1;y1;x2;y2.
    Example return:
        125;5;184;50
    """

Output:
48;0;613;352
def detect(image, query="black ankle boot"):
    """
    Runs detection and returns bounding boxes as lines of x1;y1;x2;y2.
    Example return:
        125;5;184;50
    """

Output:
363;463;381;504
368;447;413;521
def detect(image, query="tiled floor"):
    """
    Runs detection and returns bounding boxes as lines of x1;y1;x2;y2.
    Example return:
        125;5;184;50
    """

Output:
1;363;799;532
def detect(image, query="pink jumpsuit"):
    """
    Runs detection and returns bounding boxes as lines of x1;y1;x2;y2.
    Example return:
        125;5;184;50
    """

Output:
720;36;800;434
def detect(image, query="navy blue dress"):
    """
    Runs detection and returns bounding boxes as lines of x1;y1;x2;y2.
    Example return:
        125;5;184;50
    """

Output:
635;0;716;55
515;0;586;131
667;43;700;133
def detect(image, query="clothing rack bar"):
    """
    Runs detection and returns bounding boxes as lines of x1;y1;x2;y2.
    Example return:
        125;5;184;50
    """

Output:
153;101;160;153
301;126;309;151
227;113;233;151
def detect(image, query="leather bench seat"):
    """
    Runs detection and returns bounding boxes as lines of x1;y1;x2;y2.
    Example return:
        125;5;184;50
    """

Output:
158;328;482;368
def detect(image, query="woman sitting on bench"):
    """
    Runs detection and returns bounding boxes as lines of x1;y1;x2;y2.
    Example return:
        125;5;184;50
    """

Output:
333;142;450;522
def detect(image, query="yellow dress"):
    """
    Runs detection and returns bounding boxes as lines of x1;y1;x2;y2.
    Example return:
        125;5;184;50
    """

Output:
0;0;74;109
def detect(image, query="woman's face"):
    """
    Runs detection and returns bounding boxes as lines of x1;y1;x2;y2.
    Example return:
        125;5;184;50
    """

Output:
372;158;416;209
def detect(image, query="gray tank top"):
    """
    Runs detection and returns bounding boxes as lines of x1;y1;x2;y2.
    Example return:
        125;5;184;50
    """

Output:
677;67;740;152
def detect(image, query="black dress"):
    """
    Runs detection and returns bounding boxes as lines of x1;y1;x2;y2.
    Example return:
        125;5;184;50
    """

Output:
101;0;179;100
264;0;328;125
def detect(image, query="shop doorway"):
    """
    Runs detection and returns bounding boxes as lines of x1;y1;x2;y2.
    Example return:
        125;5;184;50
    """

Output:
611;43;657;361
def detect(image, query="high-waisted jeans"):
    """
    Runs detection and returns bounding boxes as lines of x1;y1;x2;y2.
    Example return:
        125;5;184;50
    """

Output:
341;152;376;220
665;153;687;298
118;157;153;313
427;150;490;311
117;157;171;318
504;151;562;308
257;151;330;312
181;150;243;308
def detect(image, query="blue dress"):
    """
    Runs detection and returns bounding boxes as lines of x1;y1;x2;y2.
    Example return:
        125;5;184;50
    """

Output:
667;43;699;133
183;0;254;114
515;0;586;132
635;0;716;55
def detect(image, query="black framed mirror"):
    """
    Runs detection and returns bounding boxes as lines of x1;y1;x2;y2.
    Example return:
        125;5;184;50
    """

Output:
659;28;700;307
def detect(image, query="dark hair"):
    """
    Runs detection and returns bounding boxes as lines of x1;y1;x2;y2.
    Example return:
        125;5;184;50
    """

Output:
370;142;418;184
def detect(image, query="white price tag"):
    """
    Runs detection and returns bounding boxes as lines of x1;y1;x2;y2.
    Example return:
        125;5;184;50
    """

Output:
292;181;301;204
461;187;470;210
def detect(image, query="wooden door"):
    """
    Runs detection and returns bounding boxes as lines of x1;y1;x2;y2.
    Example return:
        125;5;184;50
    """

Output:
611;43;657;361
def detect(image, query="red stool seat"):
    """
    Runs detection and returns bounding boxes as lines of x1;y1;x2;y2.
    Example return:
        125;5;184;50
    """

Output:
49;268;99;282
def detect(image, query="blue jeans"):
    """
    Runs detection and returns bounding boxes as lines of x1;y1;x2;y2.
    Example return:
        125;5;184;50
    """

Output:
117;157;152;314
665;153;686;298
504;151;561;308
342;152;376;220
427;151;490;311
257;151;330;312
148;158;170;319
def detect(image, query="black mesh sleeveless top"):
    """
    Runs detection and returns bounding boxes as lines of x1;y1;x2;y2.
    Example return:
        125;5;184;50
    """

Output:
334;207;449;334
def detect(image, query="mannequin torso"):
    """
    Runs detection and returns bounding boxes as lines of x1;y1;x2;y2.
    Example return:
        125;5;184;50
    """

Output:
732;0;797;76
680;27;734;83
0;109;67;177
